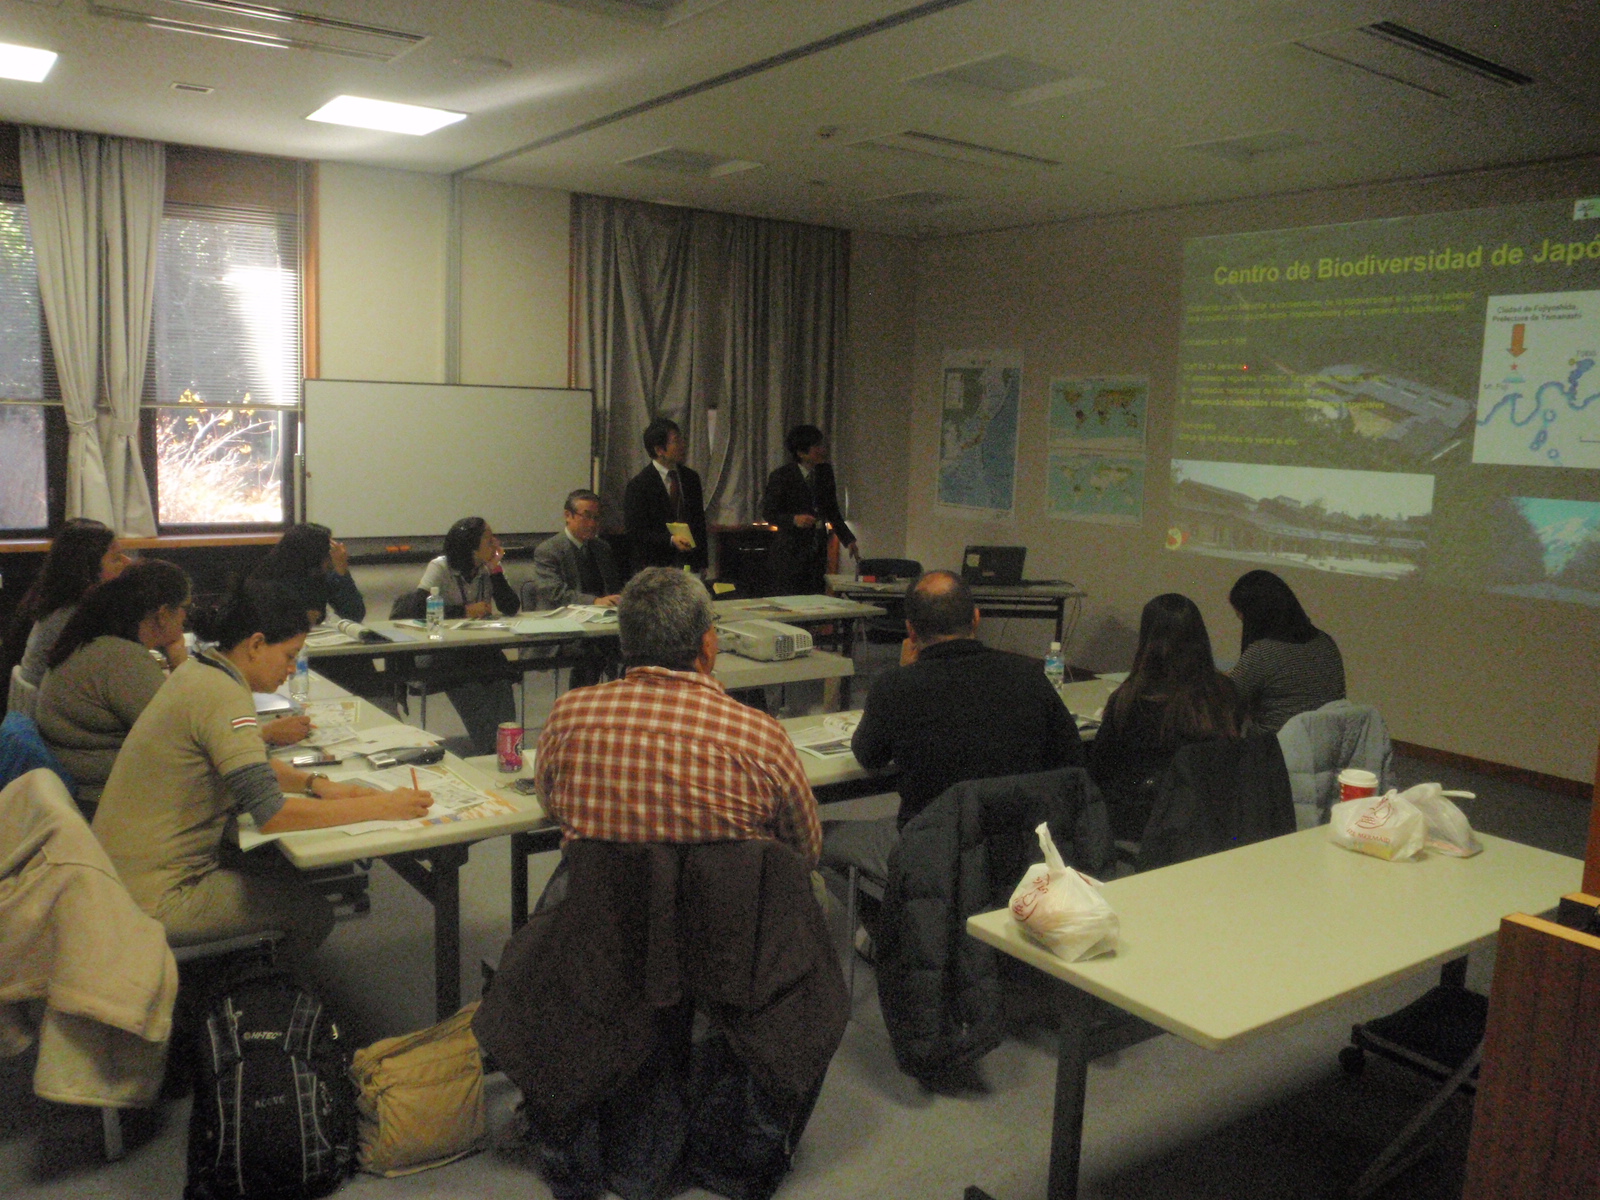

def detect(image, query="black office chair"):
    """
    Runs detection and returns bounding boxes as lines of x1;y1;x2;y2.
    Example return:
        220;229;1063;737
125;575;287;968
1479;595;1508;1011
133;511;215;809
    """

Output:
853;558;921;645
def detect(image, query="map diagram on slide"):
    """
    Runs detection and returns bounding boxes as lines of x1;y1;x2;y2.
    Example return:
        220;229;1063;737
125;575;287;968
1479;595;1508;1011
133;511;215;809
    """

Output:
1473;289;1600;469
938;349;1020;514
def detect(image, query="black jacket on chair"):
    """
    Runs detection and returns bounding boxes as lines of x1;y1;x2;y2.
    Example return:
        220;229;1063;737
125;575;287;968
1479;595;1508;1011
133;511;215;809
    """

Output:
761;461;855;595
1135;734;1296;872
876;768;1112;1083
474;838;847;1200
623;462;708;573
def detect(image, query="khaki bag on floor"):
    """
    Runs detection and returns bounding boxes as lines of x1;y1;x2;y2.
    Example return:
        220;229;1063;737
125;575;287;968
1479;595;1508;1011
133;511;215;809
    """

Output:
350;1001;487;1176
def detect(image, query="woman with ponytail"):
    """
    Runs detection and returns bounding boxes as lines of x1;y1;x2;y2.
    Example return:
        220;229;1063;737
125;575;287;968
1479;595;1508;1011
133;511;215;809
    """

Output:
94;579;432;964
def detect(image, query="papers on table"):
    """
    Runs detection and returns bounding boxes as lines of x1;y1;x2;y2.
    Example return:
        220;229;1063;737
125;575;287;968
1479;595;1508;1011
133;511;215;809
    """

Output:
338;764;517;835
792;712;860;760
510;615;588;636
301;700;361;748
512;605;616;636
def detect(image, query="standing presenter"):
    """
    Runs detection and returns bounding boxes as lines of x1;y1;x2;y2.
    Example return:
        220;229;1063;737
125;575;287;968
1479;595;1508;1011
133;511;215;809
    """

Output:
624;417;708;574
762;424;858;596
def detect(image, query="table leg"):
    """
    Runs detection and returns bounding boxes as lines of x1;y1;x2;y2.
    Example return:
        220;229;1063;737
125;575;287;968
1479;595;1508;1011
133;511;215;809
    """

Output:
1054;599;1066;645
511;831;531;932
384;843;470;1020
1047;981;1097;1200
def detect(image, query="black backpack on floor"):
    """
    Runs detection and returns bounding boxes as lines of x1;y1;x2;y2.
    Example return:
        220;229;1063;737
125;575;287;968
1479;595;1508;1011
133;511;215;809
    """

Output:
184;964;355;1200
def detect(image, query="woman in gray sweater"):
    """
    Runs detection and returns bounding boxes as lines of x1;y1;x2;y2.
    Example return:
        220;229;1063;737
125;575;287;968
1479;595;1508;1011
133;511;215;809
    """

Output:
1227;569;1346;733
34;560;191;815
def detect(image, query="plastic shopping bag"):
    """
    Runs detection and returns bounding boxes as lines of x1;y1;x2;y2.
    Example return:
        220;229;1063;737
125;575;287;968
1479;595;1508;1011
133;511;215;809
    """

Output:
1009;822;1119;961
1404;783;1482;857
1329;790;1426;861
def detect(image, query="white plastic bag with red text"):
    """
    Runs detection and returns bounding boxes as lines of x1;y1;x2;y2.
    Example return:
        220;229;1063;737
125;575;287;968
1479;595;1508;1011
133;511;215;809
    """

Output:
1008;822;1118;961
1404;783;1482;857
1329;790;1426;861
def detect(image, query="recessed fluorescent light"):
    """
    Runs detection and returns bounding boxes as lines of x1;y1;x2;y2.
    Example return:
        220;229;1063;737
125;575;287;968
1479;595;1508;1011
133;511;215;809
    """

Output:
0;42;58;83
306;95;464;135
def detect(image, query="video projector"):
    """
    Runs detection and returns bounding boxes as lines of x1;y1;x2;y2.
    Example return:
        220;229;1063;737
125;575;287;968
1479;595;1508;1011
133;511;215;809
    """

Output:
719;619;813;661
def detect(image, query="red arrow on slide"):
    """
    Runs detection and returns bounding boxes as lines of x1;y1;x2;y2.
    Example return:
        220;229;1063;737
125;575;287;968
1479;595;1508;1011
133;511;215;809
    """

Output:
1509;323;1526;358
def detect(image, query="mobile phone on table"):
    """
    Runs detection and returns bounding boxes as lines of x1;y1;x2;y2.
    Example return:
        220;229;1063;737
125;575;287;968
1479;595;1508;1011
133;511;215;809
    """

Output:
291;751;340;768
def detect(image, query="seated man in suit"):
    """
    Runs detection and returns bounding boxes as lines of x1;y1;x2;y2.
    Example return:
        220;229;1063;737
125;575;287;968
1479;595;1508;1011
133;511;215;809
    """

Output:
526;489;622;688
762;424;859;596
535;566;820;866
831;571;1086;938
529;489;621;610
623;417;708;574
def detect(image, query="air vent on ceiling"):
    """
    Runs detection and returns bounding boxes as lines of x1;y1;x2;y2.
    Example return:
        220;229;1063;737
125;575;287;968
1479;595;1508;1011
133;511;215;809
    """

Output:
847;130;1060;175
170;81;214;93
908;52;1104;107
1295;22;1534;101
865;189;965;211
89;0;425;61
542;0;731;27
619;147;761;177
1181;130;1312;164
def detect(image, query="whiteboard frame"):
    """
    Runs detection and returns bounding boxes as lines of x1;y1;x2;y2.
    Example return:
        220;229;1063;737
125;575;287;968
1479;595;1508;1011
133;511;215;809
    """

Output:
301;379;594;539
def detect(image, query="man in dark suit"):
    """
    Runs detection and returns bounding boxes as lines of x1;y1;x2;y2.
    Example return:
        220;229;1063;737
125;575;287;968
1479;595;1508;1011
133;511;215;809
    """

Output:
527;489;622;610
852;571;1085;828
623;417;708;574
761;424;859;596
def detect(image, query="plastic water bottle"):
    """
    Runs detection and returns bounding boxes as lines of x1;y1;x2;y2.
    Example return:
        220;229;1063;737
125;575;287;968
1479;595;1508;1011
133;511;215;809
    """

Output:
291;647;310;705
1044;641;1066;696
426;586;445;640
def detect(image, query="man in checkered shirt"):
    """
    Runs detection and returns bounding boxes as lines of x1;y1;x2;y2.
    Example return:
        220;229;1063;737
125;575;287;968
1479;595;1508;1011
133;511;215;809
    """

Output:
534;567;822;867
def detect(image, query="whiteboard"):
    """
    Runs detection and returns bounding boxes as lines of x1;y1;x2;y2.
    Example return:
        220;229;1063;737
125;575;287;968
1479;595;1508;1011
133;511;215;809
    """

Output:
303;380;592;538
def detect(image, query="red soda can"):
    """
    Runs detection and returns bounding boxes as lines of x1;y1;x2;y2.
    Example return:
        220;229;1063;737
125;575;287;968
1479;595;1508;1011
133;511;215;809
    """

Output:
497;722;524;772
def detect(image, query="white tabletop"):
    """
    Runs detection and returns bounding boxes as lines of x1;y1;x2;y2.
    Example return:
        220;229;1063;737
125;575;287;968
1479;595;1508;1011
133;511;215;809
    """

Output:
714;648;854;690
250;673;550;869
968;827;1581;1051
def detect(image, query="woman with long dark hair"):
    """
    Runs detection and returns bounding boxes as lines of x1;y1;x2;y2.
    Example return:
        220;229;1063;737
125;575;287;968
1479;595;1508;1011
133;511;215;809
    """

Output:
1227;569;1345;732
1090;593;1244;840
402;517;521;753
2;519;130;695
93;580;431;965
249;522;365;623
35;559;191;814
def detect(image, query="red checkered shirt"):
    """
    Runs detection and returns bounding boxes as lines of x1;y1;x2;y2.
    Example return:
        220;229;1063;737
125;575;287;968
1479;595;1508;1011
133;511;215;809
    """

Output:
534;666;822;867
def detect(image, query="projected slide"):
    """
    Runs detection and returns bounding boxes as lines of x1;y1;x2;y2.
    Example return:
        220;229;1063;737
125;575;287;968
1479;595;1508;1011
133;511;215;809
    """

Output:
1174;198;1600;600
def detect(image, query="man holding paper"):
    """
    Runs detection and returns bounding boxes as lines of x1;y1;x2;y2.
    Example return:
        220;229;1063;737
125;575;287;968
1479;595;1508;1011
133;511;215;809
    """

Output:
623;417;708;574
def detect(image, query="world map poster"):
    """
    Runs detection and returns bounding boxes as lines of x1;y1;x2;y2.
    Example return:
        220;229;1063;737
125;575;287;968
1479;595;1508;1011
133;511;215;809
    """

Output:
1047;375;1149;525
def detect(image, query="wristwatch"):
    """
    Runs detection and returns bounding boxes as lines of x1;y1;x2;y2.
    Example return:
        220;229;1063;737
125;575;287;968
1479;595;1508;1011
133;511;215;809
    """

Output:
304;772;330;797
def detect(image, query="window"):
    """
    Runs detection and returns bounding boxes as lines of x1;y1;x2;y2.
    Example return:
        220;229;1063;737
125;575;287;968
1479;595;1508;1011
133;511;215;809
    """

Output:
0;193;300;534
150;206;300;527
0;194;45;532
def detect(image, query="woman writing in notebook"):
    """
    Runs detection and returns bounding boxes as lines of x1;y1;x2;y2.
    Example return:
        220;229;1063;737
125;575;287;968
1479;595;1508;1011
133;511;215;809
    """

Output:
94;580;431;966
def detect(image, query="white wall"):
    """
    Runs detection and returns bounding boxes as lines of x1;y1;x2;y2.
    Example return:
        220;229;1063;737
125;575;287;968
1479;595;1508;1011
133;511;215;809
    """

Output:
900;157;1600;783
316;165;570;389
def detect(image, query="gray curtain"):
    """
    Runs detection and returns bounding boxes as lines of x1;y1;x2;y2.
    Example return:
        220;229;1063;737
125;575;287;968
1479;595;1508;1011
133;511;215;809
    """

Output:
20;127;164;536
571;195;850;527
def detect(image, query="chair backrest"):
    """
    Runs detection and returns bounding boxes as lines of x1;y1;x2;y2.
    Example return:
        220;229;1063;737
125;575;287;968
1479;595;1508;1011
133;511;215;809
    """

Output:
8;664;38;720
0;710;77;798
1276;700;1395;829
856;558;921;582
1136;735;1295;872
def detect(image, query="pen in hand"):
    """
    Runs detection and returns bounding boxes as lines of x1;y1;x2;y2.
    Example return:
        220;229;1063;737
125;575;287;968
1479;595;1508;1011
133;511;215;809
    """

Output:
411;767;419;791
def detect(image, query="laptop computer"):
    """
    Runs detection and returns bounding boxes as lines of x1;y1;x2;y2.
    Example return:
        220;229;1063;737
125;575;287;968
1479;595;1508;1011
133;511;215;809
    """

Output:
961;545;1027;586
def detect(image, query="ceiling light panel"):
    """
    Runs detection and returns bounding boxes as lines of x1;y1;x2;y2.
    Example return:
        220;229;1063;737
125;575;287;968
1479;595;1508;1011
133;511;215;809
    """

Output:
1180;130;1312;164
0;42;57;82
88;0;425;62
908;52;1104;107
864;189;965;211
307;95;465;135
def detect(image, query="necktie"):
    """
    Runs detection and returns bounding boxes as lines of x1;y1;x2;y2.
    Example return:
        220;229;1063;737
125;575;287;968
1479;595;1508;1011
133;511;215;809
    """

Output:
667;469;682;518
578;540;604;596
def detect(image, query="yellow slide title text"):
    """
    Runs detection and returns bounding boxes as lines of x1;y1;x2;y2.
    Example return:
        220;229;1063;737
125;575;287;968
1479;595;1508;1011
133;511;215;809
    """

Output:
1211;235;1600;287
